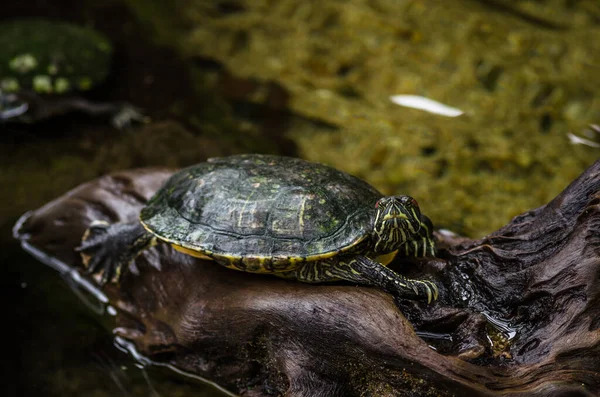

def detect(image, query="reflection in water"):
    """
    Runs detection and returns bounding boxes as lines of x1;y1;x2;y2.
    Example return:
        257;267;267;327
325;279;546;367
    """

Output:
416;330;453;342
12;211;108;315
416;330;454;353
16;210;236;396
481;311;517;340
92;350;134;397
115;337;237;397
17;238;109;315
14;212;109;315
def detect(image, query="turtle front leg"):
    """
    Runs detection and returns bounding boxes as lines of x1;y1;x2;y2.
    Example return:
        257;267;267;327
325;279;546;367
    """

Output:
400;235;437;258
283;256;439;303
76;221;156;284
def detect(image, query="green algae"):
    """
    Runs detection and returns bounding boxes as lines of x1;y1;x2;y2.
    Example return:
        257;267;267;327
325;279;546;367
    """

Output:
123;0;600;237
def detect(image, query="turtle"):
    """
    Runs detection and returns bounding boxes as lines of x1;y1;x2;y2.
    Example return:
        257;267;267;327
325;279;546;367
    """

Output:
77;154;439;302
0;18;145;128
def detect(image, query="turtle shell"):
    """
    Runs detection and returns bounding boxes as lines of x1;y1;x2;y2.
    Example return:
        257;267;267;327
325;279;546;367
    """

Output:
0;19;112;95
140;154;383;272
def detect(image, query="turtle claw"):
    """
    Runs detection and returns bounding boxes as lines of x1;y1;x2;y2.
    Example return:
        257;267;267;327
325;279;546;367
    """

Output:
76;221;125;285
408;279;439;304
431;281;439;301
76;221;152;285
99;262;117;285
420;280;439;304
411;284;419;295
84;247;117;284
84;249;103;274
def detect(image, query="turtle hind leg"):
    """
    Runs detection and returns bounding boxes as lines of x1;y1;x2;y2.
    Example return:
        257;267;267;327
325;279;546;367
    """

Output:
286;256;438;303
76;221;155;284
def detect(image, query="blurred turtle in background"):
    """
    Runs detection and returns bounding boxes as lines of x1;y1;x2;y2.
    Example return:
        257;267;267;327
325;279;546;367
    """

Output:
0;18;145;128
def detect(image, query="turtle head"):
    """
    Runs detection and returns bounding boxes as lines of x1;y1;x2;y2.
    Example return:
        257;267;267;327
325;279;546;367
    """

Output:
372;195;422;254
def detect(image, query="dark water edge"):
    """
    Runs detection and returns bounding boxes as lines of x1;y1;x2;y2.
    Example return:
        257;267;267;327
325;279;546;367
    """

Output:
2;228;232;397
0;0;241;394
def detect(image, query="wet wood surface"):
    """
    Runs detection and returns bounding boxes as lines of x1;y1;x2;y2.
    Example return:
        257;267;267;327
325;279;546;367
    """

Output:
15;162;600;396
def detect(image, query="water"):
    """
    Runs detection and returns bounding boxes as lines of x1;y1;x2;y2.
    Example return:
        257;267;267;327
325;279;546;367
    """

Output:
3;235;233;397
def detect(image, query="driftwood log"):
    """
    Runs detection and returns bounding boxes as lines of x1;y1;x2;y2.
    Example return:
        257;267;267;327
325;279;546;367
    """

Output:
13;161;600;396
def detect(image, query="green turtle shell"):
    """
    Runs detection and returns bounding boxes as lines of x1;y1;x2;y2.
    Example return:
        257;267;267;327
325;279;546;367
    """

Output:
0;19;112;95
140;154;383;272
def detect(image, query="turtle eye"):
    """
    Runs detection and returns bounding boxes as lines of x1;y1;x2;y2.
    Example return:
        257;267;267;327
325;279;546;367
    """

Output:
401;196;418;208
